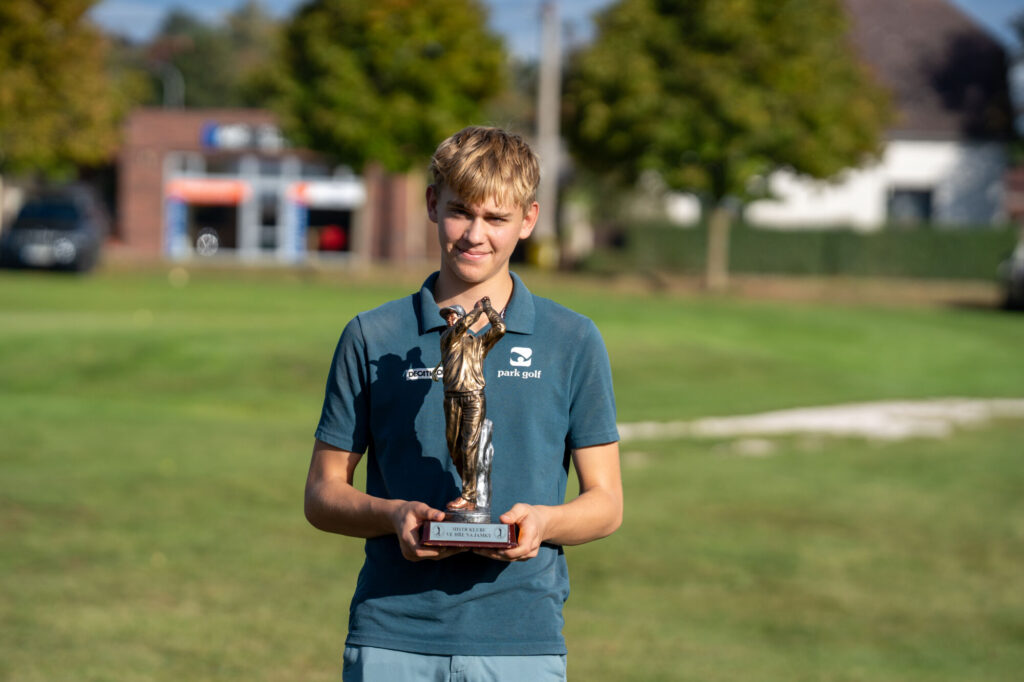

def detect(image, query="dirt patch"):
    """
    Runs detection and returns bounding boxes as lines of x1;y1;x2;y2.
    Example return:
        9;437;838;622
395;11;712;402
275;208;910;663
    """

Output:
619;398;1024;442
529;270;1004;309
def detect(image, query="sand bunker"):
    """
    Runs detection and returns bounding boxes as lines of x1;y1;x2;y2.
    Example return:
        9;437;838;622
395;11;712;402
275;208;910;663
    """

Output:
618;398;1024;442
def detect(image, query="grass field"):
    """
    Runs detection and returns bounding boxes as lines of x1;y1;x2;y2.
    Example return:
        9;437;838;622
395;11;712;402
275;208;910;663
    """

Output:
2;266;1023;681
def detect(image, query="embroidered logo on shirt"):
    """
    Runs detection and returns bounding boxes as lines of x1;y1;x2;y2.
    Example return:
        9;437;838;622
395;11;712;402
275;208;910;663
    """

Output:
509;347;533;367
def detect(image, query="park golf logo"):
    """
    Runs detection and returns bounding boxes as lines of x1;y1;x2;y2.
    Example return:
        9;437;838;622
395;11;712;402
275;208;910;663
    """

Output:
509;347;532;367
497;347;541;380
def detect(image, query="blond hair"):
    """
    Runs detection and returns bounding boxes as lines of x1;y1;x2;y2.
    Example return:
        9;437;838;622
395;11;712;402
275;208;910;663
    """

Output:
429;126;540;212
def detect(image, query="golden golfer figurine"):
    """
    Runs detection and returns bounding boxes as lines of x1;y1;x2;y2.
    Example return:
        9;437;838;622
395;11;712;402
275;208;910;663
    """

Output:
422;296;518;548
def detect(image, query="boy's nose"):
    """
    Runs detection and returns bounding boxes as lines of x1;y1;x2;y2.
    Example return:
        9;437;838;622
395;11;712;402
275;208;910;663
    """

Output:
465;217;486;242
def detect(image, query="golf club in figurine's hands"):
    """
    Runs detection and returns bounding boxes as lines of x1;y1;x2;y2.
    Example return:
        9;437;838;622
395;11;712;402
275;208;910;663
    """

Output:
421;297;518;549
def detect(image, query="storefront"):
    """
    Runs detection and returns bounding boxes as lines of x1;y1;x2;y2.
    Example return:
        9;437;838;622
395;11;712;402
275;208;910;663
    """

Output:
117;108;370;263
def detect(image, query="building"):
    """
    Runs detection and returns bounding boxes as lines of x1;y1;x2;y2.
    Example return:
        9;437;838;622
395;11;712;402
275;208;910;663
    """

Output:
733;0;1014;230
116;108;436;263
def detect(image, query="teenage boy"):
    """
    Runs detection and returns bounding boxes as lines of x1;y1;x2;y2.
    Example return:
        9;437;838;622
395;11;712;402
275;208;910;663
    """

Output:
305;126;622;681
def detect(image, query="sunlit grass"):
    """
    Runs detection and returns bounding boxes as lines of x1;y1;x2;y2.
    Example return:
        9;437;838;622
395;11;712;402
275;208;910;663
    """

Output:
1;266;1022;680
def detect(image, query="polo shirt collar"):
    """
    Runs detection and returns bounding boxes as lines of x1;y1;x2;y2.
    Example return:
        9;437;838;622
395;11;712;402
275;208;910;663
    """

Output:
503;272;535;335
416;271;535;336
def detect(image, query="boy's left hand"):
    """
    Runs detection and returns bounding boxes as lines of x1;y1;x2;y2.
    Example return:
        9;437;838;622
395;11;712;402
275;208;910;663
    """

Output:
474;503;550;562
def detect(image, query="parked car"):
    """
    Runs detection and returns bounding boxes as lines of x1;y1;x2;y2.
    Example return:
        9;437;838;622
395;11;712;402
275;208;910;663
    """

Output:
998;240;1024;310
0;186;109;272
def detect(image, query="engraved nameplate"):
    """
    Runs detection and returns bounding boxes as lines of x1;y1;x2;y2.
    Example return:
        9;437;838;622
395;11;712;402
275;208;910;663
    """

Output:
421;521;518;549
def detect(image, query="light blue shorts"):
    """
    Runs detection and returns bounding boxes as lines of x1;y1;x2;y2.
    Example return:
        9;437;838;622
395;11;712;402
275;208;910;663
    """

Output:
342;645;568;682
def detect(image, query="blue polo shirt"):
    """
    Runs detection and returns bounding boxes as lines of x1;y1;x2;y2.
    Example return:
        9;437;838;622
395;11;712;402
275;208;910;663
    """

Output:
315;271;619;656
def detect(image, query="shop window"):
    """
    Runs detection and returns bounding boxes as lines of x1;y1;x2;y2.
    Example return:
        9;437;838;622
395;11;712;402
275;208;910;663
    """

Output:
259;158;282;176
259;192;278;250
308;208;353;252
206;156;241;175
188;204;237;253
301;161;332;178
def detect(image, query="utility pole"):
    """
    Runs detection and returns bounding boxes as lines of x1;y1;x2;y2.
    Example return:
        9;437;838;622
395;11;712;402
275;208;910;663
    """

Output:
533;0;561;269
162;62;185;108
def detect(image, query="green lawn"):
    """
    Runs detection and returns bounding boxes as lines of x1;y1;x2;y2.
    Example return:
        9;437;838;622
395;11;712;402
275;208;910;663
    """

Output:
1;267;1022;681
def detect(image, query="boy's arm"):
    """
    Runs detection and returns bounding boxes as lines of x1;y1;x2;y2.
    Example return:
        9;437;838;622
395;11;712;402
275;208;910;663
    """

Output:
305;439;463;561
475;441;623;561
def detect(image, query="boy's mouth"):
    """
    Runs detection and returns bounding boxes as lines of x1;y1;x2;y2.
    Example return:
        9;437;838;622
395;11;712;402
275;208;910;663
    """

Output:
455;246;490;261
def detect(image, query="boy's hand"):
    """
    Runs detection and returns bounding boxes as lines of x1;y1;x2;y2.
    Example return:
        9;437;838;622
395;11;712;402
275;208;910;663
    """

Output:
474;503;551;562
390;500;464;562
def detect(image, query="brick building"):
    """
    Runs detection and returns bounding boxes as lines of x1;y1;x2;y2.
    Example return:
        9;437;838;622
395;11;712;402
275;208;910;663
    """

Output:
116;108;437;263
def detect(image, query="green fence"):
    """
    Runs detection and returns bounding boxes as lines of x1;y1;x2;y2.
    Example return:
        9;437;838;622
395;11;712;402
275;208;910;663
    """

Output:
592;223;1020;280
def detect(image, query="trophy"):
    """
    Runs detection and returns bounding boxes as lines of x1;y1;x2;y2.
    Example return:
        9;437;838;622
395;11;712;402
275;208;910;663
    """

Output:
420;298;518;549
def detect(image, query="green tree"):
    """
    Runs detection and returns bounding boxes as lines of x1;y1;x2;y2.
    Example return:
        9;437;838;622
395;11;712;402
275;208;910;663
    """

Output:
0;0;121;174
152;9;237;107
272;0;506;172
564;0;890;289
104;2;279;109
228;1;284;106
149;3;281;109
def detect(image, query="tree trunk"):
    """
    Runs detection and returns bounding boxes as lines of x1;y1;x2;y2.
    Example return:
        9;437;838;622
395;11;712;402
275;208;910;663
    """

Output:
704;203;731;292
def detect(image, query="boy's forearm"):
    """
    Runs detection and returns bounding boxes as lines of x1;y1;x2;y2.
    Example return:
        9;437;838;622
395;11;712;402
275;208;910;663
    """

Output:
305;477;401;538
539;485;623;546
541;441;622;546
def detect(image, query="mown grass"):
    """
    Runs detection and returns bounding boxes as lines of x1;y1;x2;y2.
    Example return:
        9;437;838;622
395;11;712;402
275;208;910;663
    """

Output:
1;266;1022;681
569;424;1024;681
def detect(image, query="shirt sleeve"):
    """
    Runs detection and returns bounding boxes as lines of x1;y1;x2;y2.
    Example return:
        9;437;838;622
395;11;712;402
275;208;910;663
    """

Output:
314;316;371;453
566;319;619;449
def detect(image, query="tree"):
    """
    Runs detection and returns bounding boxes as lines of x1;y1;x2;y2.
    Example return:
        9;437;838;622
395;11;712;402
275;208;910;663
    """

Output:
227;1;284;106
145;3;280;108
150;9;237;107
271;0;507;172
0;0;121;175
564;0;890;290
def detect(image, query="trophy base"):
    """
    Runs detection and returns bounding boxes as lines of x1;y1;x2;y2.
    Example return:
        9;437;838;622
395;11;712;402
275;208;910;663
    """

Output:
421;520;519;549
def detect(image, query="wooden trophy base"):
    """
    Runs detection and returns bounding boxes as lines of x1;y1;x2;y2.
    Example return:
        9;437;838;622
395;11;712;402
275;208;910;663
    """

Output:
421;520;519;549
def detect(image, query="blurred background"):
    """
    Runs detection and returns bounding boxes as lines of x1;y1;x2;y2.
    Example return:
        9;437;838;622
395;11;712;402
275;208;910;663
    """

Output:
2;1;1024;680
0;0;1022;293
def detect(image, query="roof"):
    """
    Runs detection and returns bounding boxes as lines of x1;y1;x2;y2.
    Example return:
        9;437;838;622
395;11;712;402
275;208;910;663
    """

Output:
844;0;1014;140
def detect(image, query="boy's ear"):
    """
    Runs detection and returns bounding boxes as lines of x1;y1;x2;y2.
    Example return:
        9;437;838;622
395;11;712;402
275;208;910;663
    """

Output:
519;201;540;240
426;184;439;223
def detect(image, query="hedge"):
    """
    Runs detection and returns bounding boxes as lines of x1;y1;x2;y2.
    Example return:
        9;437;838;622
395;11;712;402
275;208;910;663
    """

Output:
597;223;1020;280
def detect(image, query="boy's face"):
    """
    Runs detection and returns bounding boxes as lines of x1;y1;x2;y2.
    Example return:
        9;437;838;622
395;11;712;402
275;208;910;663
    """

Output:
427;183;538;289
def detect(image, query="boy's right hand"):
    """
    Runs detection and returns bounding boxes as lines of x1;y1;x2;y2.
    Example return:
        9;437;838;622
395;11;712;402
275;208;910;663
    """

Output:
390;500;464;561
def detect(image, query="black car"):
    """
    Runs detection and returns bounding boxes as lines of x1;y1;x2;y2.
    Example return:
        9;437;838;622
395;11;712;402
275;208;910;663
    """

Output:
0;186;109;272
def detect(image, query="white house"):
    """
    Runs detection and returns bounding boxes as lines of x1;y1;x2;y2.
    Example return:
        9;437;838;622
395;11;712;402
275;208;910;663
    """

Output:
746;140;1008;230
671;0;1015;231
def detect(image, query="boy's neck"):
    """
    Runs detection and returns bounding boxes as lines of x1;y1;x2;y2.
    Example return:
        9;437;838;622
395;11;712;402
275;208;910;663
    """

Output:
434;269;514;319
